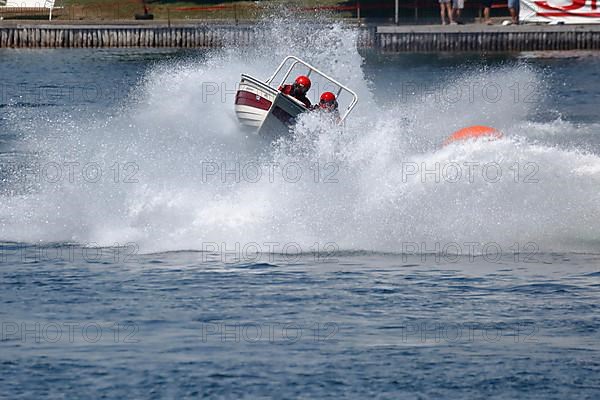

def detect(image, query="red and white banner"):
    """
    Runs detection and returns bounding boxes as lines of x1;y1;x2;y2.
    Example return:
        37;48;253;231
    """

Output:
521;0;600;23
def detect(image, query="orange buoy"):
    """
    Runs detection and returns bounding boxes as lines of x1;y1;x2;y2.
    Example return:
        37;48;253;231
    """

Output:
443;125;503;146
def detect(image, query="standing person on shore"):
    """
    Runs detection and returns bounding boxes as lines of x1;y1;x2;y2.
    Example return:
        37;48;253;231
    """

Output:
439;0;455;25
482;0;493;25
453;0;465;24
508;0;520;24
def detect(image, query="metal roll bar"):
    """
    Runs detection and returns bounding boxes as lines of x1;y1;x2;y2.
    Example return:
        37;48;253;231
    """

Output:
265;56;359;123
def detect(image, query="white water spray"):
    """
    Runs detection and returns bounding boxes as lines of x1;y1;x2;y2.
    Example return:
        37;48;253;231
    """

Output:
1;16;600;254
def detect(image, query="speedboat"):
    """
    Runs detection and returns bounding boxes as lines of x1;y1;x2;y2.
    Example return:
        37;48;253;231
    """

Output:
234;56;358;138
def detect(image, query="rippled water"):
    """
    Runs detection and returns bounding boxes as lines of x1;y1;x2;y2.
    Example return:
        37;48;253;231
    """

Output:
1;19;600;398
1;248;600;398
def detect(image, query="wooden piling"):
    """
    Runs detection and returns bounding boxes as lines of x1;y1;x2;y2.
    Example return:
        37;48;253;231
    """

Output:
0;24;599;51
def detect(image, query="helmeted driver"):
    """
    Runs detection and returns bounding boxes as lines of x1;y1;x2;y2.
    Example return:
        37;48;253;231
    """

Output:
279;75;312;108
318;92;338;112
315;92;341;123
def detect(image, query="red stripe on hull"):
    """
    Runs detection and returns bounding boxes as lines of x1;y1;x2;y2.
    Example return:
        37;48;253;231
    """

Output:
235;90;272;111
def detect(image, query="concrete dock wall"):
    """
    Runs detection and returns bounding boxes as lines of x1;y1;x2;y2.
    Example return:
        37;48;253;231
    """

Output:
0;24;376;48
377;25;600;52
0;25;260;48
1;23;599;51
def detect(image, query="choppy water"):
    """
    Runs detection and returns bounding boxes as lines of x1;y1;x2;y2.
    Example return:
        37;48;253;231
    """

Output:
1;19;600;398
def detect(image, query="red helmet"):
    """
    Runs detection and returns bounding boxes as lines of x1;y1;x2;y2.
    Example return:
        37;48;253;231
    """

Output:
320;92;336;103
294;75;311;91
319;92;337;110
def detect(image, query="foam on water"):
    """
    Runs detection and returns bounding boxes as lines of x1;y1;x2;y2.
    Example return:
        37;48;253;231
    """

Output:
1;16;600;253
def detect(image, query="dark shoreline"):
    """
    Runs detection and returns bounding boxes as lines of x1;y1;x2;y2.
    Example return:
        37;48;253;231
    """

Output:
1;22;600;51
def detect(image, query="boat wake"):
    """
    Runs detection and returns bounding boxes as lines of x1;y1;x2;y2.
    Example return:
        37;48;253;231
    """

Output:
1;15;600;254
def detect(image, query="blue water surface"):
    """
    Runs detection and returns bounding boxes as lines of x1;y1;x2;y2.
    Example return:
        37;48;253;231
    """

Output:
1;49;600;399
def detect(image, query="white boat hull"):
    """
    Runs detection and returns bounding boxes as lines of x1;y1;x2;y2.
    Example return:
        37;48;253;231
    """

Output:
235;74;308;138
234;75;278;129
